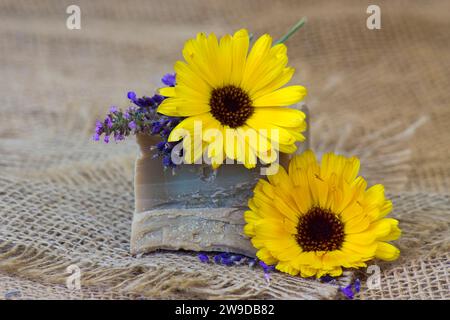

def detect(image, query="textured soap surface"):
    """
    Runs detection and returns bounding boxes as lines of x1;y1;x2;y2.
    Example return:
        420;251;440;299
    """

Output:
131;207;257;256
130;105;308;256
131;133;261;256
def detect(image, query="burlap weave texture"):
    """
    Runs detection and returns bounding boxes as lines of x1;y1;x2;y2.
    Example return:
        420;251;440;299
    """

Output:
0;0;449;299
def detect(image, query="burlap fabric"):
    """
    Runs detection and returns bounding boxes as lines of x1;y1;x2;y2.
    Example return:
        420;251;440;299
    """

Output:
0;0;449;299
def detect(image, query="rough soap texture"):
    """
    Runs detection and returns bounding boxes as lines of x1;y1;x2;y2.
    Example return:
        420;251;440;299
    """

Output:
131;106;309;256
131;208;256;256
131;134;262;256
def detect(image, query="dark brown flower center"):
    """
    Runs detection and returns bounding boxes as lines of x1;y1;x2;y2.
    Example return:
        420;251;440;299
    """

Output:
295;207;345;251
209;85;253;128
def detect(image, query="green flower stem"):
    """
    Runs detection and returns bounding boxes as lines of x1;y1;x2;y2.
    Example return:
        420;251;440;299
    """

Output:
274;17;307;45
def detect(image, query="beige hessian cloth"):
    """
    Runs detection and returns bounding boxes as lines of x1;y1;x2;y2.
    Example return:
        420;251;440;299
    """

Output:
0;0;449;299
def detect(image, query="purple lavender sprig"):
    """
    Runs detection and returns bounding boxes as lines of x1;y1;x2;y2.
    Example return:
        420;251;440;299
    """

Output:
198;252;253;267
93;73;183;169
197;253;274;283
161;73;176;87
339;278;361;299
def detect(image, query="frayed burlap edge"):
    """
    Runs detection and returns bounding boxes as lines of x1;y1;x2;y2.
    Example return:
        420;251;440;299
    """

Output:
0;241;350;300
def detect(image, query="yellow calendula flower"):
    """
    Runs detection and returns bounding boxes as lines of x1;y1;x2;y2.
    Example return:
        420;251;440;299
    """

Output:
244;150;401;278
157;29;307;168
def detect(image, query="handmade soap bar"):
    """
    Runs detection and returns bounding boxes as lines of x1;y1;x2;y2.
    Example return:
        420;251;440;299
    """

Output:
130;106;308;257
131;133;263;256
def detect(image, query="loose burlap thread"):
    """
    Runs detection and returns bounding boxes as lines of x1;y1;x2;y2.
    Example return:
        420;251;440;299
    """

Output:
0;0;449;299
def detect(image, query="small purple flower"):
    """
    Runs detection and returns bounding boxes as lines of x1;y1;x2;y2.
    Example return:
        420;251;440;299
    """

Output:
258;260;275;283
213;255;222;264
320;275;335;283
259;261;275;273
248;258;257;267
151;121;163;135
162;155;172;167
161;128;171;138
129;95;156;109
198;253;209;263
155;141;166;151
152;94;165;104
128;121;137;130
230;255;242;263
340;285;354;299
95;119;103;129
105;116;113;129
166;143;175;152
161;73;176;87
94;122;103;135
138;96;155;108
95;73;182;169
128;91;157;108
159;118;169;126
354;279;361;293
127;91;137;101
221;258;234;266
124;106;137;119
264;272;271;284
114;132;124;142
209;253;248;266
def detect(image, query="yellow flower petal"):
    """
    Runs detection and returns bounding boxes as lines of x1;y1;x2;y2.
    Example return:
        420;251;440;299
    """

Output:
340;201;364;223
292;251;323;269
363;184;386;209
322;250;358;268
243;223;255;237
218;34;233;85
256;248;278;265
278;143;298;154
157;98;210;117
377;219;401;241
236;127;257;168
241;34;273;90
159;87;176;97
253;219;287;239
252;67;295;100
265;237;302;262
230;29;249;86
341;241;377;259
366;218;397;239
247;44;288;96
252;108;305;128
375;242;400;261
276;261;300;276
307;168;329;208
182;38;216;87
316;267;343;278
289;150;319;173
377;200;394;220
246;115;297;145
346;231;377;245
299;265;318;277
292;186;313;214
174;61;211;97
344;213;371;234
320;153;360;183
253;85;307;107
